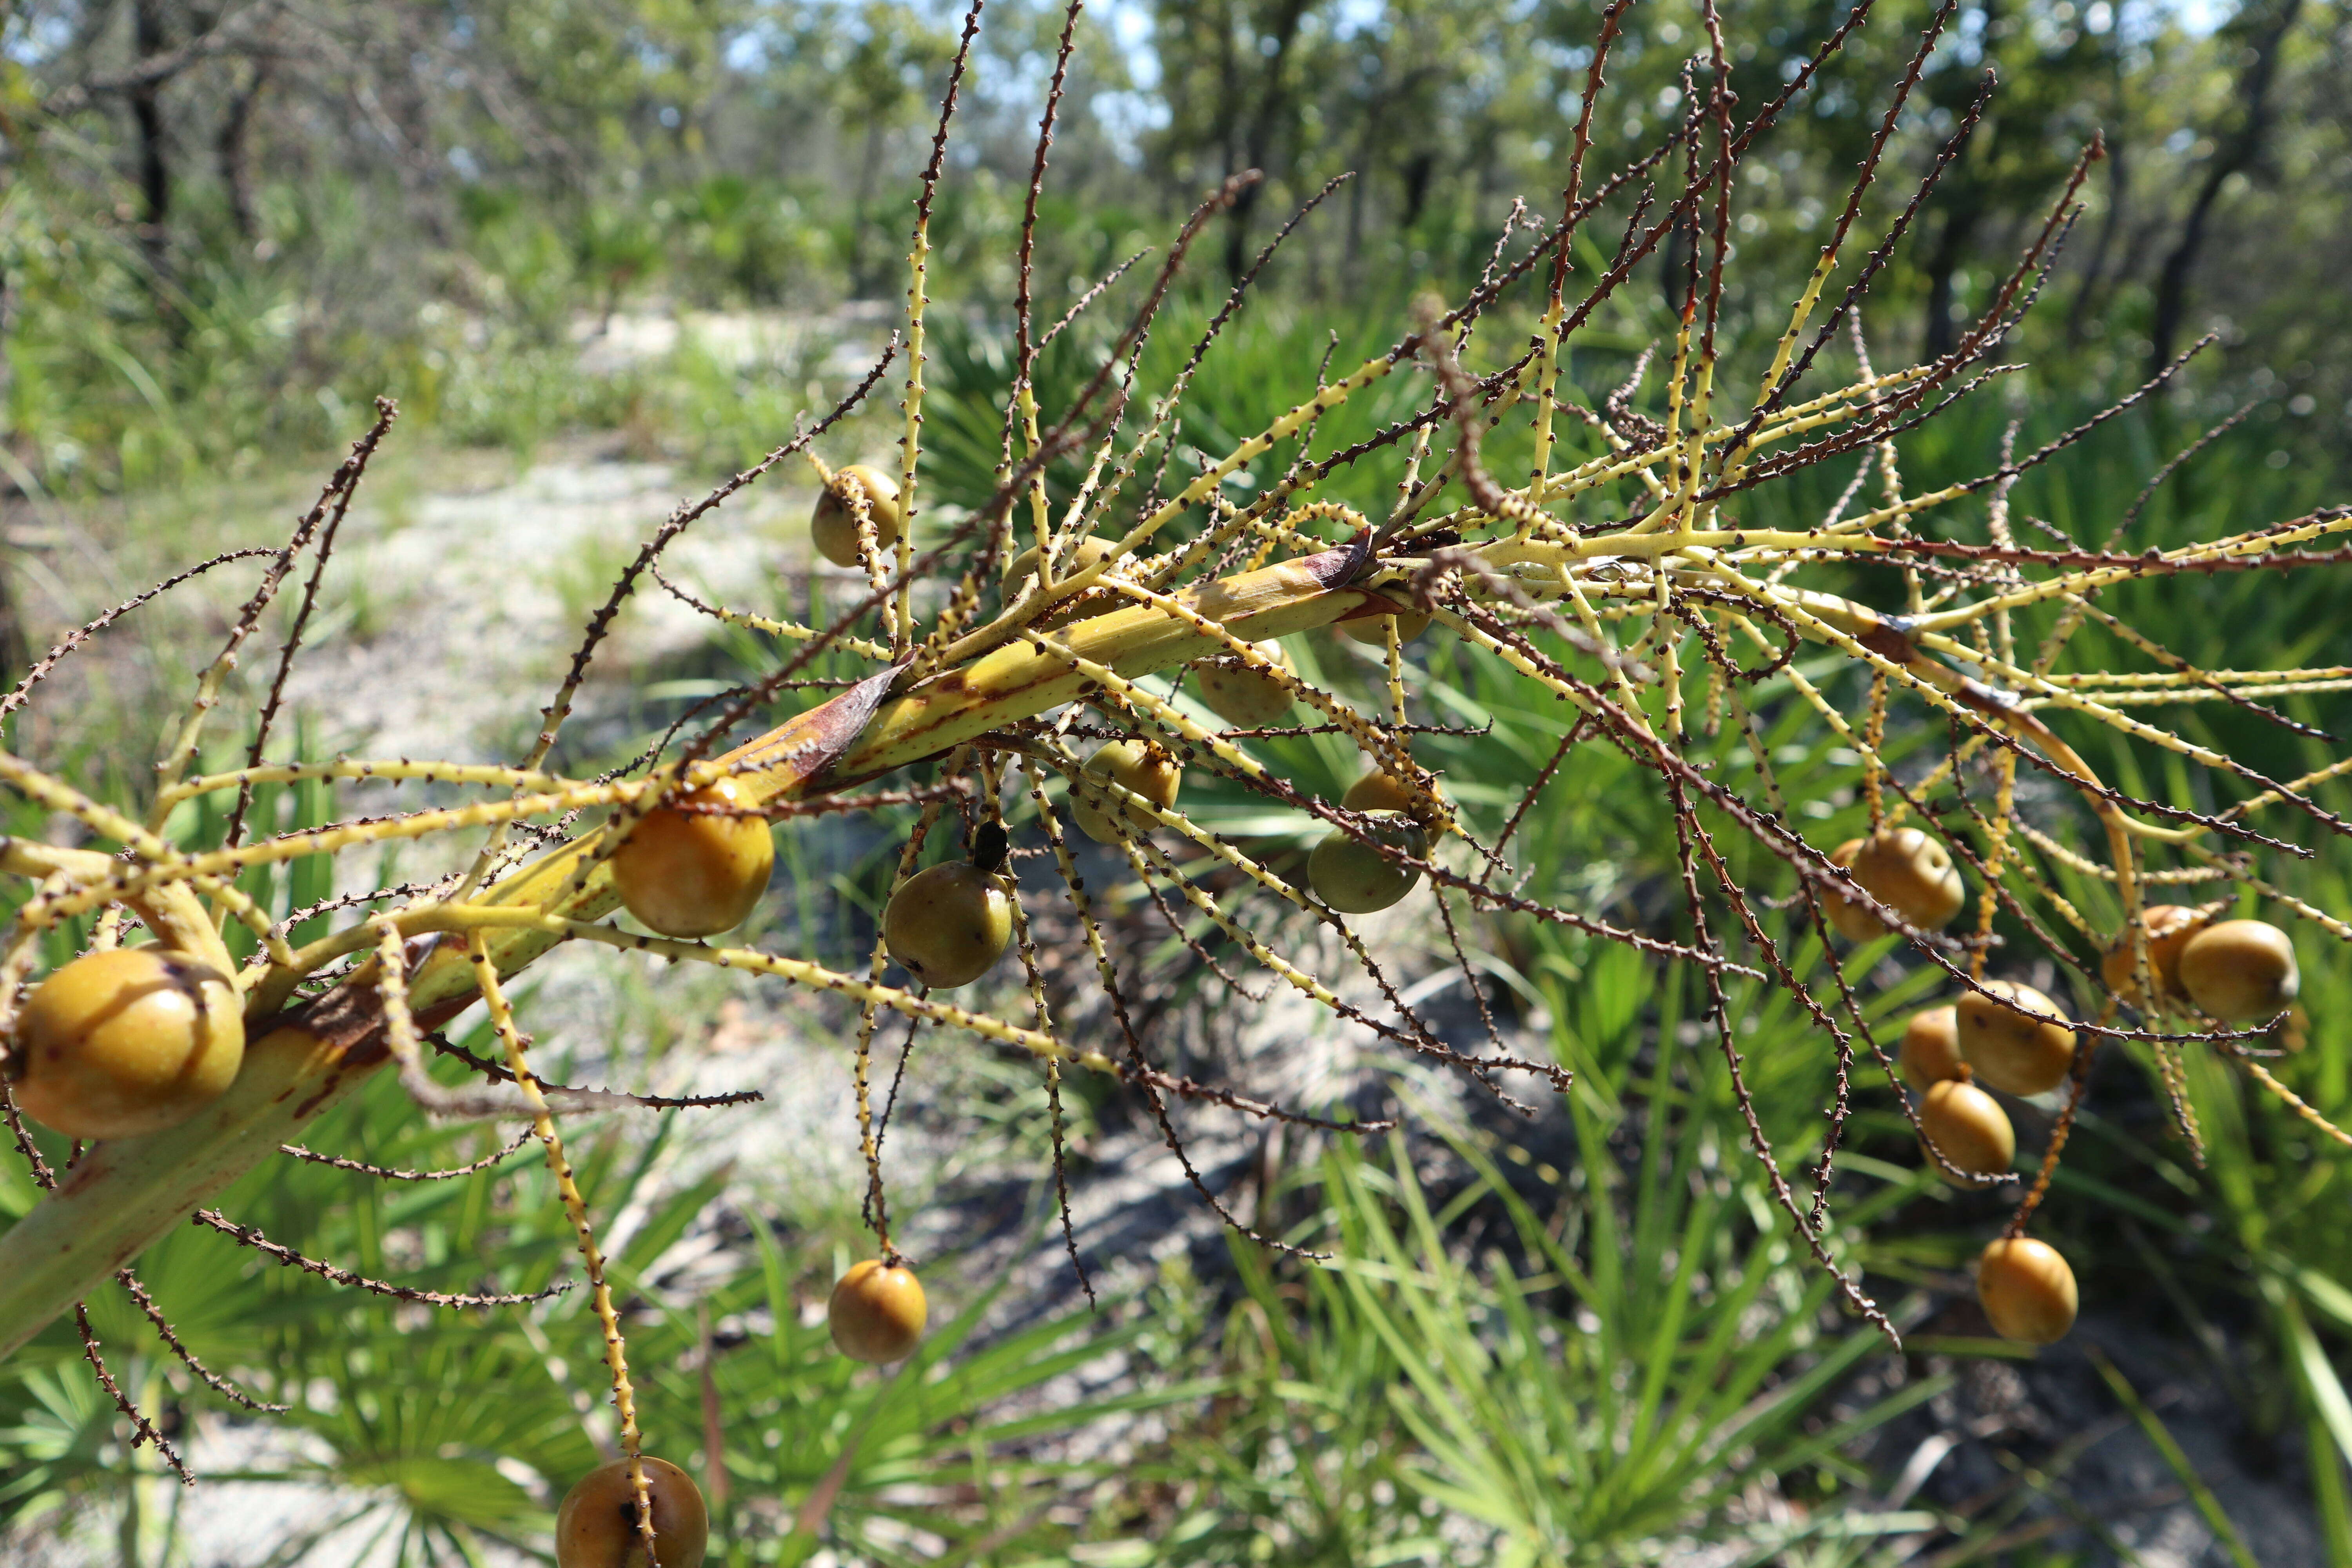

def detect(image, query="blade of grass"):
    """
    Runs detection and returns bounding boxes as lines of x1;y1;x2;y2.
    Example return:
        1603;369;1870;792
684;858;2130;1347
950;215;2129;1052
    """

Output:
2089;1346;2260;1568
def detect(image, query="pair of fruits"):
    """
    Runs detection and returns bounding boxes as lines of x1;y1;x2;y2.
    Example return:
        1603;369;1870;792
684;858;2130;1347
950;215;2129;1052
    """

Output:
2100;907;2299;1022
1823;826;1965;941
612;777;776;940
550;1258;927;1564
809;464;904;568
874;740;1187;991
9;945;247;1141
1898;983;2074;1174
1308;770;1434;915
1902;1007;2018;1187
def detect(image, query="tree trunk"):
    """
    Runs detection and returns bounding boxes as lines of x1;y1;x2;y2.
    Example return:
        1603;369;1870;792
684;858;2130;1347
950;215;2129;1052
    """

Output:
216;64;267;245
1921;202;1982;361
1223;0;1316;284
130;0;174;290
2149;0;2304;372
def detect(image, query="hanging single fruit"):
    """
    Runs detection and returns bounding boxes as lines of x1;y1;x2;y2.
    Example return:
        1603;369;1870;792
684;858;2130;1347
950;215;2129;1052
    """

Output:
1823;827;1964;940
809;463;904;568
1339;592;1432;645
883;861;1013;989
612;777;775;939
11;947;245;1141
1195;642;1298;728
1975;1236;2078;1345
1897;1005;1965;1092
1308;810;1428;914
2098;904;2209;1006
1956;980;2076;1096
829;1258;928;1363
2176;918;2299;1022
555;1455;710;1568
1918;1079;2015;1187
1072;740;1182;844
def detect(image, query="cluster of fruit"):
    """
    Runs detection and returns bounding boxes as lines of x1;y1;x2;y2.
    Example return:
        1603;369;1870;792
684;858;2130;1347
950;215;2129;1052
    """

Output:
1828;825;2303;1343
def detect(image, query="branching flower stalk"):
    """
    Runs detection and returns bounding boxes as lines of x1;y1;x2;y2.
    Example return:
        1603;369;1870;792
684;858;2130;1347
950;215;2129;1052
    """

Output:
2;0;2349;1530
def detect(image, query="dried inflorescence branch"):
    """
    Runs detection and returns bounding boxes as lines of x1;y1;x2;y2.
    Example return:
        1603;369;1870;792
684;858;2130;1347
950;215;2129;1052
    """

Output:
0;0;2347;1513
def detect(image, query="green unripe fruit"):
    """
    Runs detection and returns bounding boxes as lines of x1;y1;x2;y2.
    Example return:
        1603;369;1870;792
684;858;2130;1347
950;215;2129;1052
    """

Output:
1976;1236;2078;1345
1339;593;1432;645
2177;918;2299;1022
1072;740;1182;844
883;862;1013;989
612;778;775;939
11;947;245;1141
1194;642;1298;728
1308;810;1428;914
555;1456;709;1568
810;464;903;568
829;1258;928;1363
1956;980;2076;1096
1918;1079;2014;1187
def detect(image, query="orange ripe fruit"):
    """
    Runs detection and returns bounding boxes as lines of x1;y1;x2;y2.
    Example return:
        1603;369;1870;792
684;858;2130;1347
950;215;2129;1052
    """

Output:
1956;980;2076;1096
810;464;903;568
13;947;245;1140
2177;918;2300;1023
554;1455;709;1568
1976;1236;2078;1345
2099;904;2209;1006
1897;1005;1965;1092
1918;1080;2015;1187
612;778;775;939
829;1259;928;1363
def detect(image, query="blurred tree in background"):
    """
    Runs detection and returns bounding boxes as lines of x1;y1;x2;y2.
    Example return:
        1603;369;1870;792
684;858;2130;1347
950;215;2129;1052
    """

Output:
2;0;2348;493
